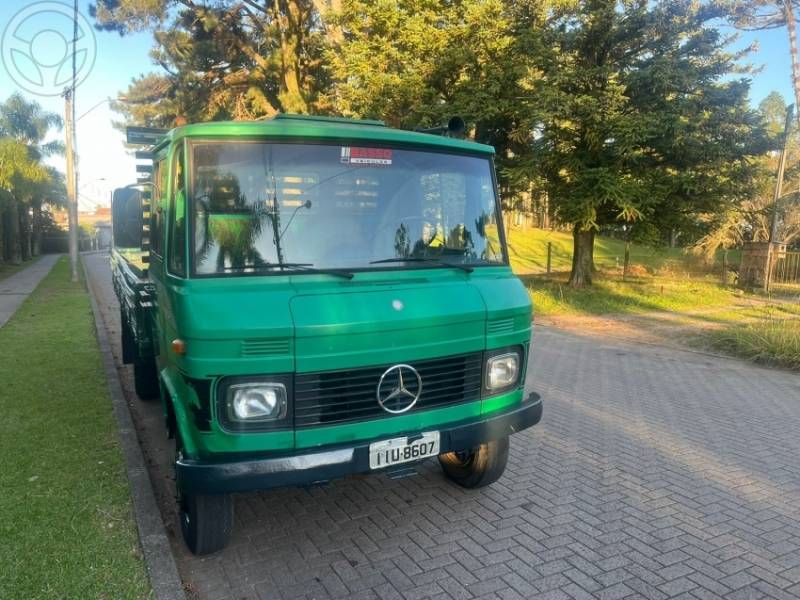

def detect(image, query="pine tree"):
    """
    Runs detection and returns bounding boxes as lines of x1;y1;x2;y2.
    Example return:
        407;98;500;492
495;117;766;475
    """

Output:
507;0;767;286
92;0;335;124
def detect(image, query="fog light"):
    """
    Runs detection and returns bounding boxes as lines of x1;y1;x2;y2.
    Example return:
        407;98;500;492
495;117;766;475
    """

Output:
486;353;520;389
226;383;287;422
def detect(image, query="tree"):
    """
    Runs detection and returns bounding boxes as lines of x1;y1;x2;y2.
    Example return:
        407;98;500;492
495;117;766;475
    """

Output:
327;0;560;212
760;91;791;135
628;4;769;250
507;0;766;286
727;1;800;119
92;0;336;125
695;92;800;254
0;94;63;264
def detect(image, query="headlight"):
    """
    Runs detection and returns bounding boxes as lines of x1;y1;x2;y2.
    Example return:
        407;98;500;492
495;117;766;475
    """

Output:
486;352;520;390
225;383;287;422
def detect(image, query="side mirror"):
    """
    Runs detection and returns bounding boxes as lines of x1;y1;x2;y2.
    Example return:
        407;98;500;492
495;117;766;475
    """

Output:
112;187;143;248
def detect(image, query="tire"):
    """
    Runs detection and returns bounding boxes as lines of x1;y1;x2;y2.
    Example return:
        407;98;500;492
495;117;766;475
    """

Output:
179;492;234;555
438;435;509;489
175;434;234;555
133;358;159;400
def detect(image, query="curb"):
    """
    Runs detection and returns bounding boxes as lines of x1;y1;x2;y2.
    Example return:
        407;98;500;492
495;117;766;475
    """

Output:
81;254;186;600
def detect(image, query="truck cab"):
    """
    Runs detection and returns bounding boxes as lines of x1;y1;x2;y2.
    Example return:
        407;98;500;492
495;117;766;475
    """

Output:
112;114;541;554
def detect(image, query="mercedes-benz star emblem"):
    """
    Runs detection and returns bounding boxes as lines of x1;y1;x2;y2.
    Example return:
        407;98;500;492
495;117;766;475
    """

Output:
376;364;422;414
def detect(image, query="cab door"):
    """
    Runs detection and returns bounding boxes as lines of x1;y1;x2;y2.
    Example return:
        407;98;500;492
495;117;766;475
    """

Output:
146;151;168;364
151;142;188;374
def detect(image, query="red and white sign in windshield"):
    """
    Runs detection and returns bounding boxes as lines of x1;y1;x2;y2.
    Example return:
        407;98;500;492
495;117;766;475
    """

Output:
340;147;392;166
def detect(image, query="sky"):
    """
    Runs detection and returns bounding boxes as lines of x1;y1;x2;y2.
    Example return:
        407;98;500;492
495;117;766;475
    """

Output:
0;0;154;210
0;1;795;211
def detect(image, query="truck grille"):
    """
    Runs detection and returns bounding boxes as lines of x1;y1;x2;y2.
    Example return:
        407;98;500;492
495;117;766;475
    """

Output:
294;352;483;428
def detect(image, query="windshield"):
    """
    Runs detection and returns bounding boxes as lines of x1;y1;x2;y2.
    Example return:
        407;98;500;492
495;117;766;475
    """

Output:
190;142;505;275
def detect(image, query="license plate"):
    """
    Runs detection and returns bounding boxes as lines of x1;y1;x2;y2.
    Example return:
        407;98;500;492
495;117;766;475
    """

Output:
369;431;440;470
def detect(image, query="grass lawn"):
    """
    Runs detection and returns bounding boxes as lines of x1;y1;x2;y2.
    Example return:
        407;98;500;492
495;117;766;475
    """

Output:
507;226;689;274
0;257;151;598
507;227;763;319
508;227;800;370
0;255;42;282
704;317;800;370
520;273;740;317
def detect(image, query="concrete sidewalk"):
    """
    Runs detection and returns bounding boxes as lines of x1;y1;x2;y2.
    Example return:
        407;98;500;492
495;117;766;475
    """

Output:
0;254;60;329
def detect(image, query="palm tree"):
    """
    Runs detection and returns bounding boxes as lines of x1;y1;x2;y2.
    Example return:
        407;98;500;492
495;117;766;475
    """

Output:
0;93;63;264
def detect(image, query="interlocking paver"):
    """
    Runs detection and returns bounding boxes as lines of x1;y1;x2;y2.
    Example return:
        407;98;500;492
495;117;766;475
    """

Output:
82;253;800;600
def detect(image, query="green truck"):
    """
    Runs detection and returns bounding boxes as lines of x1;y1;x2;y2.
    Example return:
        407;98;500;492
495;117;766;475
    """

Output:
111;114;542;555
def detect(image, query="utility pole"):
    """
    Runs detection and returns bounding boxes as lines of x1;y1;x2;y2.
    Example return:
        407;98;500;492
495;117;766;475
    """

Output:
65;89;78;282
769;104;795;243
65;0;79;282
784;0;800;117
765;103;795;292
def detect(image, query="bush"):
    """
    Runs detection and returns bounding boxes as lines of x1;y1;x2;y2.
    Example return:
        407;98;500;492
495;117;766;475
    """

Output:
707;318;800;371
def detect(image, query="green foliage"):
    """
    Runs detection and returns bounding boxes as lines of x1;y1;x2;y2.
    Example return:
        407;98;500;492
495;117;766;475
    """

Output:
93;0;334;125
93;0;775;286
0;94;63;197
760;91;790;138
511;1;766;233
0;92;62;151
328;0;567;202
694;92;800;254
707;316;800;370
725;0;800;30
0;138;47;190
0;93;64;263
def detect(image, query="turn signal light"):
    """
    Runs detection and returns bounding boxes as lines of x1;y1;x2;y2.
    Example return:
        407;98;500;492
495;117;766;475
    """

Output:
171;339;187;355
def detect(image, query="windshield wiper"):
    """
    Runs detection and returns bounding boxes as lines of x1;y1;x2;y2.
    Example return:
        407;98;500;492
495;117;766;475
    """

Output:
369;257;474;273
221;263;353;279
279;263;354;279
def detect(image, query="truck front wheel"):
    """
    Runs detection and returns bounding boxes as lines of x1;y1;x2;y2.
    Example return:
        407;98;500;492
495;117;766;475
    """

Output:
175;435;234;555
133;358;159;400
438;436;509;489
179;491;234;555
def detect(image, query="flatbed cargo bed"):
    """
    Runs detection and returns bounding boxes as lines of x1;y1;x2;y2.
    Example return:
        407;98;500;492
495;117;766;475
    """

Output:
111;247;155;362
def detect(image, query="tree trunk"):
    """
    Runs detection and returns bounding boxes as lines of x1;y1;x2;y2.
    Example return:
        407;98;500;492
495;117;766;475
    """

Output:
784;0;800;117
32;203;42;256
0;205;4;264
20;205;31;261
568;225;595;288
275;2;309;114
8;200;21;265
312;0;343;45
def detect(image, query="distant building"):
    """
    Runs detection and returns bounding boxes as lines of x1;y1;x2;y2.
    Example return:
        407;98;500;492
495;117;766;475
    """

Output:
79;206;111;228
94;221;112;249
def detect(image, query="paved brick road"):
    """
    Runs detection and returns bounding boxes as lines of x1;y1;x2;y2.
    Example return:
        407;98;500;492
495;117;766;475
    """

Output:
83;253;800;600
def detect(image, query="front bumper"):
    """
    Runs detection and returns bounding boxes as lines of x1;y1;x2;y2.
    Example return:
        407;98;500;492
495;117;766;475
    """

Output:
176;392;542;494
